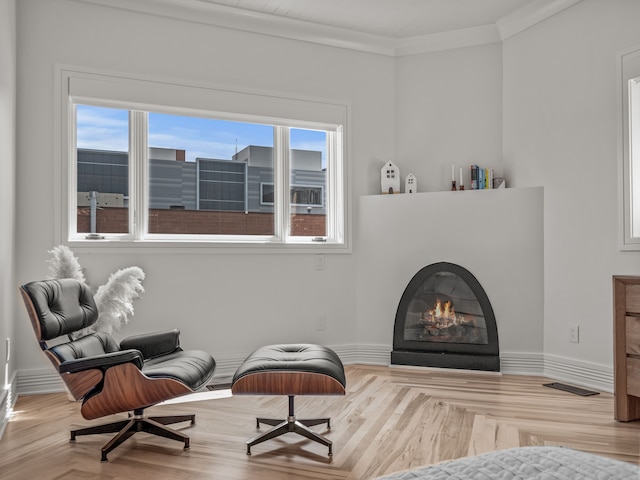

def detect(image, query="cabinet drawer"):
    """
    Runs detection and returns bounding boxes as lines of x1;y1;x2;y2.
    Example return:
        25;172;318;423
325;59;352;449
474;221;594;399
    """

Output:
626;316;640;355
628;357;640;397
626;284;640;313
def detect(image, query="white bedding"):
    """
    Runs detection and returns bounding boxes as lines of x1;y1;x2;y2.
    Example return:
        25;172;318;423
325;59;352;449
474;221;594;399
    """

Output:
375;446;640;480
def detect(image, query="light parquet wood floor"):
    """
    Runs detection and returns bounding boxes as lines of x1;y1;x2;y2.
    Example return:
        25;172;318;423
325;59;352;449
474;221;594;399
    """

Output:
1;365;639;479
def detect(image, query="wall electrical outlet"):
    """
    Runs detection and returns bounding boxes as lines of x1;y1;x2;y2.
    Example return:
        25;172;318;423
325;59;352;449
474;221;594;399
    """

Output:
569;324;579;343
315;314;326;331
314;254;325;271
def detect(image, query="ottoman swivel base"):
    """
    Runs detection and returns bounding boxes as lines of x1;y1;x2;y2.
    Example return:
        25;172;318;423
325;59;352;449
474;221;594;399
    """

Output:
247;395;333;456
231;344;346;456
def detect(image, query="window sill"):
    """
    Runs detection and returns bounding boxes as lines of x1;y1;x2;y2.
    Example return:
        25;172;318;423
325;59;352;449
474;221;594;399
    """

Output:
66;238;351;255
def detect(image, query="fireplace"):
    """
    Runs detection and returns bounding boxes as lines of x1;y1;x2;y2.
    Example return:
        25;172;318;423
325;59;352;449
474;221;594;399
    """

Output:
392;262;499;371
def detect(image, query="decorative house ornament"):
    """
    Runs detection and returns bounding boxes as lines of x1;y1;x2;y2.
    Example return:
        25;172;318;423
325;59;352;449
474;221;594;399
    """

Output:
381;161;400;194
405;173;417;194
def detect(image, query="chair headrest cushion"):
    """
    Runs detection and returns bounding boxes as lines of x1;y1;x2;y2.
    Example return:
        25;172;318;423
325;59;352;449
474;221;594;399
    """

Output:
22;279;98;340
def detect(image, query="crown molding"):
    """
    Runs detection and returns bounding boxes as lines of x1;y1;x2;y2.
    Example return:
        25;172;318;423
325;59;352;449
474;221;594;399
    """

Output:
73;0;583;56
395;24;501;56
73;0;396;55
497;0;583;41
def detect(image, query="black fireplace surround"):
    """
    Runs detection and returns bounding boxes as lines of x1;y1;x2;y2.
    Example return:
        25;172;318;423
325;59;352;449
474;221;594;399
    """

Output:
392;262;499;371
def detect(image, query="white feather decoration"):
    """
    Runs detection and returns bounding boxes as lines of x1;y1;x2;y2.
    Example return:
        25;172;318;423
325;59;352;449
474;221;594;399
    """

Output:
47;245;86;283
47;245;146;338
92;266;146;335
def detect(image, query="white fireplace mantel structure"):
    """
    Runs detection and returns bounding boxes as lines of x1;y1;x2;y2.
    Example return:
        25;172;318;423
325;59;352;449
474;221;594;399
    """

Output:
354;187;609;391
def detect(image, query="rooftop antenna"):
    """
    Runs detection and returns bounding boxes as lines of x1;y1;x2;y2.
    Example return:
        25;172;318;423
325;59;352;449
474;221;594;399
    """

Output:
235;138;238;156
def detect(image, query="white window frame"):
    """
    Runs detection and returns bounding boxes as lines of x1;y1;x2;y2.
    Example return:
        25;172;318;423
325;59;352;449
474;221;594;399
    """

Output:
619;46;640;250
56;66;350;252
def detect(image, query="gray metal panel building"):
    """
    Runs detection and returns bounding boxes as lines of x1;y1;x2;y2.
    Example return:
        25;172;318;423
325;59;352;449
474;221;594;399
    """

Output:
149;159;197;210
77;147;326;214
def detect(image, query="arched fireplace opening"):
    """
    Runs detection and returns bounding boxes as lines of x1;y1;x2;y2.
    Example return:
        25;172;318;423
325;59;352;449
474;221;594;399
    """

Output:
392;262;499;371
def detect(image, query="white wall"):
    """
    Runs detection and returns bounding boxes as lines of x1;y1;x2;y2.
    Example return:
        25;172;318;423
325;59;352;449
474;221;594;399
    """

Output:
394;44;503;193
0;0;17;396
503;0;640;370
15;0;394;376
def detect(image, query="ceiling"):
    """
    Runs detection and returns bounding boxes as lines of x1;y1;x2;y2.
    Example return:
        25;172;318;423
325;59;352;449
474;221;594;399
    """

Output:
80;0;583;55
198;0;534;39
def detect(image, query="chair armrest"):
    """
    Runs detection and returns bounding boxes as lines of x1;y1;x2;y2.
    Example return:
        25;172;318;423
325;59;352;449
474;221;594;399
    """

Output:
59;349;144;374
119;329;181;359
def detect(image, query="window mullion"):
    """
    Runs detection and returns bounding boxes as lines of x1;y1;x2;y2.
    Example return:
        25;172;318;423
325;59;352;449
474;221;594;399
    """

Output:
631;78;640;238
68;103;78;239
326;130;336;240
274;126;291;241
129;111;148;239
326;128;344;243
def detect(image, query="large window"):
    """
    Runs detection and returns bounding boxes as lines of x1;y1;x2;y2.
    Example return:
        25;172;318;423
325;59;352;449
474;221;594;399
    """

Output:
61;68;347;248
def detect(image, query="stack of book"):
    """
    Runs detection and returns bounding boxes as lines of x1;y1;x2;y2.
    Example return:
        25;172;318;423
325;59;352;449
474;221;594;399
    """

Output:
470;165;498;190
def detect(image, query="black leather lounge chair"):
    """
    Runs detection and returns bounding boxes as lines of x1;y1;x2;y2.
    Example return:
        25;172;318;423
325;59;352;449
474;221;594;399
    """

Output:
19;278;216;461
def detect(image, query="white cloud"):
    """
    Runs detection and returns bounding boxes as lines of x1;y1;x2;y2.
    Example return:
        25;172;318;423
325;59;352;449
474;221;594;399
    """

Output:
76;107;129;151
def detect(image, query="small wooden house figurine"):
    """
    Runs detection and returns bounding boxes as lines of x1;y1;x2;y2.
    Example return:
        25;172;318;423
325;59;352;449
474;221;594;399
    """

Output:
405;173;417;194
381;161;400;194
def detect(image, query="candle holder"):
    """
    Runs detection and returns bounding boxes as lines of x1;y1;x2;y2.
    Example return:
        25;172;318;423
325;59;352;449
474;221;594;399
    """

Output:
451;180;457;191
459;184;464;191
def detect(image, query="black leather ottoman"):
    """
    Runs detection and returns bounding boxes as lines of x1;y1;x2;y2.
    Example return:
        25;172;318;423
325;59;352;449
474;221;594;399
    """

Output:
231;344;346;456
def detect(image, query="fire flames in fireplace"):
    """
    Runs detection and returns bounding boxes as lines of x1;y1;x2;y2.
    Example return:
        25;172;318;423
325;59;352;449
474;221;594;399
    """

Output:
415;297;486;344
427;298;457;326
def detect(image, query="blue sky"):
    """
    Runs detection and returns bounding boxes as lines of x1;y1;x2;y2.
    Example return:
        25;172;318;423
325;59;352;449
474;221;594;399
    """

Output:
76;105;327;162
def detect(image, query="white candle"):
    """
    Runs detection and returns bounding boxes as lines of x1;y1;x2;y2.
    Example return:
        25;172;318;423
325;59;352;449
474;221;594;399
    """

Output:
459;167;463;185
451;164;455;181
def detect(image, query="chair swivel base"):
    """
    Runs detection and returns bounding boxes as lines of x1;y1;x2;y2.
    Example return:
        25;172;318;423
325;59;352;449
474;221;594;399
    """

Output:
70;409;196;461
246;396;333;456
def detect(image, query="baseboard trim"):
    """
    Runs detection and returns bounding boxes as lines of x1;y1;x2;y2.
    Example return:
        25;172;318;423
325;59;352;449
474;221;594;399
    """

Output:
543;354;613;393
333;343;390;366
15;347;614;397
17;367;65;395
0;371;18;440
500;351;545;376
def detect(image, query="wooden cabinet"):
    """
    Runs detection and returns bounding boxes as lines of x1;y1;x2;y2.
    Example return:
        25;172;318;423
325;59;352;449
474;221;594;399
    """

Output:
613;276;640;421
